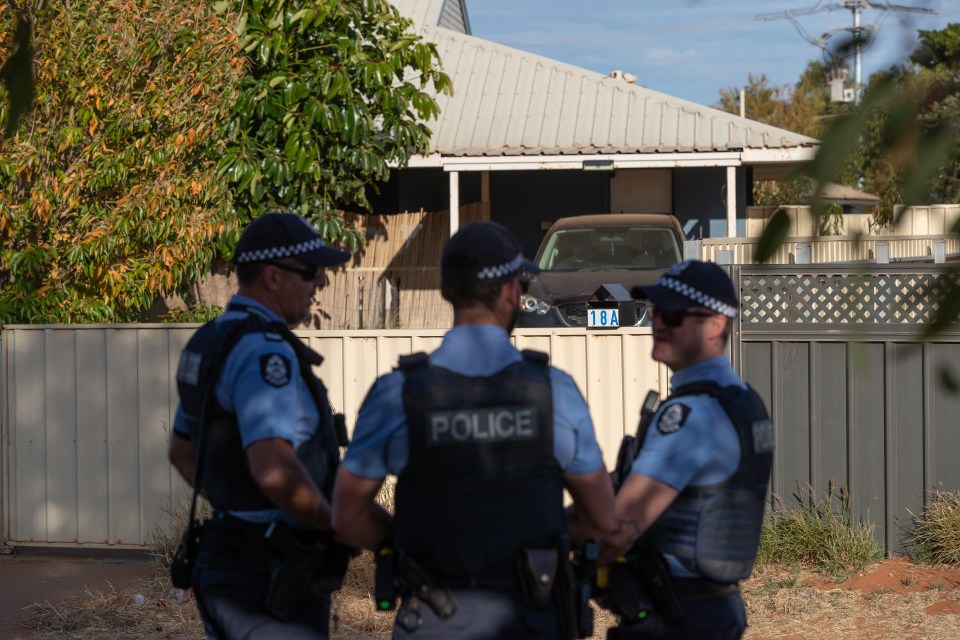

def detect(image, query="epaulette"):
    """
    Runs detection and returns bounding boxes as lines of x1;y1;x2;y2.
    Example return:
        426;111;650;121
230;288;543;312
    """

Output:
397;352;429;370
520;349;549;364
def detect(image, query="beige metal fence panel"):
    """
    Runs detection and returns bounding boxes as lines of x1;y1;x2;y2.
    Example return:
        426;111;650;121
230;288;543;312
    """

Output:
892;204;960;235
2;325;660;547
702;235;960;264
3;325;195;548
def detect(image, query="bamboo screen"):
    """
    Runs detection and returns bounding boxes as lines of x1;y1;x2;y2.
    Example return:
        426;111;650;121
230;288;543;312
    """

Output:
311;202;489;329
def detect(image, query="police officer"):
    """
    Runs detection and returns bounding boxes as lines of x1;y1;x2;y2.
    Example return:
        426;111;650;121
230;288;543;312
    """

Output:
331;221;615;639
168;211;353;639
601;260;774;640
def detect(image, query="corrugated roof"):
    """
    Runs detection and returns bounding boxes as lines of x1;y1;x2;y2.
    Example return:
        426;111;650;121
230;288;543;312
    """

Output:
421;27;818;157
389;3;818;158
393;0;470;34
816;181;880;203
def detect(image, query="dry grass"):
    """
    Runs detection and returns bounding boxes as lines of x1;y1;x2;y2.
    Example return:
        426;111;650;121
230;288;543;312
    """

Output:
23;559;960;640
909;489;960;565
22;582;201;639
23;482;960;639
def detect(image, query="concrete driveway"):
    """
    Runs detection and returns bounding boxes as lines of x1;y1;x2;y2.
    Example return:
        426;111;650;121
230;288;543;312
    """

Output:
0;546;153;640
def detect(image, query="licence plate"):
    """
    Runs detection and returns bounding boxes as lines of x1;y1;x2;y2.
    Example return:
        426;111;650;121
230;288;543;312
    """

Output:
587;307;620;328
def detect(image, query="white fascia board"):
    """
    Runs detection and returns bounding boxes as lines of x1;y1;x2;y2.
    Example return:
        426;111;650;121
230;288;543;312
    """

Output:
400;154;445;168
741;147;818;163
435;152;744;172
395;149;816;171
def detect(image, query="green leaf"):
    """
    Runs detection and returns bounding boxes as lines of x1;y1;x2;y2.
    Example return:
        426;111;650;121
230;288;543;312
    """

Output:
753;210;791;264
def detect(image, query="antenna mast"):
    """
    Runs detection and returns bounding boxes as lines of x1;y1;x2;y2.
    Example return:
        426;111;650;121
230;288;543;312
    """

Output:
756;1;936;104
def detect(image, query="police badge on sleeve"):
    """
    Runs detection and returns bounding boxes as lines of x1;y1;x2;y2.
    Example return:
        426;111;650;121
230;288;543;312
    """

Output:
260;353;291;387
657;402;690;434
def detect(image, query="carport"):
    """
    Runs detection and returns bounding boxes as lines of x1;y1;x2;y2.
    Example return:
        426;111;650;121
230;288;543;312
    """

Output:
384;0;819;253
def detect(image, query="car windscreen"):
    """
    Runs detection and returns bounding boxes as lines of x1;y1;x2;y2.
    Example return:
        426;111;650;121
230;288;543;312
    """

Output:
537;227;681;271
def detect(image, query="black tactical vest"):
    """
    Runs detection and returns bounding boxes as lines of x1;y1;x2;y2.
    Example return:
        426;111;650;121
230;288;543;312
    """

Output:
653;382;774;582
175;303;341;511
393;350;565;582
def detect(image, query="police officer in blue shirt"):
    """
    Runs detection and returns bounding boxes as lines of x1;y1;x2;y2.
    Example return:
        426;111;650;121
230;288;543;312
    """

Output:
332;221;615;639
168;211;354;639
601;260;774;640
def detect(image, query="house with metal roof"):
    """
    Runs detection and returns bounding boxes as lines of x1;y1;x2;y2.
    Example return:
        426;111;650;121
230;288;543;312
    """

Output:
377;0;820;255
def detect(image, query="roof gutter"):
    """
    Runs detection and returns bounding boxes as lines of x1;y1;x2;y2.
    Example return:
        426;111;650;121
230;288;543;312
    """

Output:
402;151;748;172
399;148;817;172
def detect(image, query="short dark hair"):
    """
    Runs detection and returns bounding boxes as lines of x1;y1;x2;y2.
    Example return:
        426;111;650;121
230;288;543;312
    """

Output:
441;275;512;311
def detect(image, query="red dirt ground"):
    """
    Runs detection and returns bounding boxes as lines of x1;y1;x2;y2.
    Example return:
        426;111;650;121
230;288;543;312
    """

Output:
743;558;960;640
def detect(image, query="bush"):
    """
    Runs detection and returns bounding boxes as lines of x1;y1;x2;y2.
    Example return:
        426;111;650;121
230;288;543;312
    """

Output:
0;0;244;323
757;482;884;578
907;489;960;565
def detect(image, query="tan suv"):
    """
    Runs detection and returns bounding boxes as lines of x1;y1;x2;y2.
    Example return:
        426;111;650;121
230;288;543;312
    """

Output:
518;213;686;328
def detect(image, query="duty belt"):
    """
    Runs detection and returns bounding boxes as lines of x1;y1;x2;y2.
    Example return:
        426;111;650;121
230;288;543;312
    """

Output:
433;560;521;590
197;513;326;573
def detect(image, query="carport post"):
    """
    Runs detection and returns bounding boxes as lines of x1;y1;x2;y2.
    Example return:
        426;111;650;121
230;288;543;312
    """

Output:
726;166;737;238
449;171;460;236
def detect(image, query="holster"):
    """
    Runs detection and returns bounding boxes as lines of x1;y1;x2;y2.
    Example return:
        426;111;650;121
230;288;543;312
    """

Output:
170;521;203;589
606;561;653;623
263;521;347;622
374;545;398;611
395;551;458;621
517;548;558;608
553;535;585;640
606;549;685;625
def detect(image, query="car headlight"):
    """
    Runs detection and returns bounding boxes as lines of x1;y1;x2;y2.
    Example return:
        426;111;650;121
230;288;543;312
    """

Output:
520;294;550;315
633;302;650;326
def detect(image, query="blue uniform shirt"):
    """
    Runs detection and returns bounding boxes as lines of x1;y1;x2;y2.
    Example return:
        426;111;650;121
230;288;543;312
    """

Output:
630;355;744;576
342;324;605;479
174;295;322;524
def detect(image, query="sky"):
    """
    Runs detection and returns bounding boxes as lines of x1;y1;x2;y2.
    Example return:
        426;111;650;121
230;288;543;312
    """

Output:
467;1;960;107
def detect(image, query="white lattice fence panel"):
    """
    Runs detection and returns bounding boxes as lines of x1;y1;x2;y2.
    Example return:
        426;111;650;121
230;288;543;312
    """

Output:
740;271;960;324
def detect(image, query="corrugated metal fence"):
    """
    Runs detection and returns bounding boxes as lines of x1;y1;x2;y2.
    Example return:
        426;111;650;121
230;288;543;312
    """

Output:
733;264;960;554
0;327;665;548
3;264;960;552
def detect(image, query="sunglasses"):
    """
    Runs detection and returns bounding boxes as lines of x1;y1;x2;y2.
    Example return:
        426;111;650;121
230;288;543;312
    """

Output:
266;261;323;282
649;306;717;328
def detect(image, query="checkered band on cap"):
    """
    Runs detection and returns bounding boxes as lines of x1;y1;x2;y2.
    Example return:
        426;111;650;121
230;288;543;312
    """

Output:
659;276;739;317
476;253;525;280
234;237;329;264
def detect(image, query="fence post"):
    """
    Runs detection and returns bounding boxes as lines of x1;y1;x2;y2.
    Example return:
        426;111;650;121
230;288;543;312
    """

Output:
358;275;365;330
683;239;703;261
934;238;946;264
876;240;890;264
0;332;7;552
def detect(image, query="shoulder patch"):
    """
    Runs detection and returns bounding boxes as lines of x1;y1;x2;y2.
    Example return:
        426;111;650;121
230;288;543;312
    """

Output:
752;419;775;454
260;353;291;387
176;350;202;386
657;402;691;435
